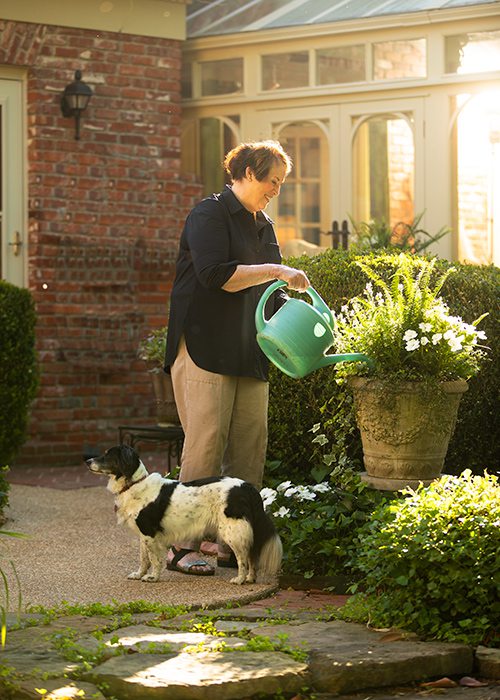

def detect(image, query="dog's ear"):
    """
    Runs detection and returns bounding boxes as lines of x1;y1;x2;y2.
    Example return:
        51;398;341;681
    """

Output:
117;444;141;480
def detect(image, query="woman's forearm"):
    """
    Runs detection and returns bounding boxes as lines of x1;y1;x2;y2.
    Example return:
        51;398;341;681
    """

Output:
222;264;310;292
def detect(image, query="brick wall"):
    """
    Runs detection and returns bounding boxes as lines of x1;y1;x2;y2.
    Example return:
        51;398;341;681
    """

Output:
0;20;202;467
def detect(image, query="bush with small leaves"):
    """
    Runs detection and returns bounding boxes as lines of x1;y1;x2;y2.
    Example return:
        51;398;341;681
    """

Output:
347;470;500;646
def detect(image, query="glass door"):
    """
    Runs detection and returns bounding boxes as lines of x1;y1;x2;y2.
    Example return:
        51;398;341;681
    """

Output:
339;98;425;238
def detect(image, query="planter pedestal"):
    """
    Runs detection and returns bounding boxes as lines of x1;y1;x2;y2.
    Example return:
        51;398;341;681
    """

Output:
349;378;468;491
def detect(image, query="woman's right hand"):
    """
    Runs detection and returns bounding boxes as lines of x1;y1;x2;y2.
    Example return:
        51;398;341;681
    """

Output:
277;265;310;292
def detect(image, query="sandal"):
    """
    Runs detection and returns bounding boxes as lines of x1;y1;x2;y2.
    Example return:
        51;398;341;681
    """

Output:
167;547;215;576
217;552;238;569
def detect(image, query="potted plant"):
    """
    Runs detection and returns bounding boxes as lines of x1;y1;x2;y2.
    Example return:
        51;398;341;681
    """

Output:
333;254;488;490
138;327;179;426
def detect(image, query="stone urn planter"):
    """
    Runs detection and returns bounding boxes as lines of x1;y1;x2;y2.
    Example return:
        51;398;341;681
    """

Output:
348;377;468;491
138;326;180;427
149;368;180;427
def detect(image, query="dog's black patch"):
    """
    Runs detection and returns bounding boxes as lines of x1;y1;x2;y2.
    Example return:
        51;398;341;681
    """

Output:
136;482;178;537
224;482;262;520
225;482;276;558
183;476;223;487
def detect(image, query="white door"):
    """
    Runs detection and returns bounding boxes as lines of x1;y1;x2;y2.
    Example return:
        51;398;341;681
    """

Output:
1;76;25;286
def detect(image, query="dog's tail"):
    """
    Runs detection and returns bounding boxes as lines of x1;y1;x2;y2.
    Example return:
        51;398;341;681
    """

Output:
245;484;283;582
256;530;283;582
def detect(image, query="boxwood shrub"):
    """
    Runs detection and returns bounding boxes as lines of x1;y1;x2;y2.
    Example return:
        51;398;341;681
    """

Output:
0;281;39;473
267;249;498;481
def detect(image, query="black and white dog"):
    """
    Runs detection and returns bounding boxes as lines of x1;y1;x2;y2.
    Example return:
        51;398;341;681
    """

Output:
86;445;282;585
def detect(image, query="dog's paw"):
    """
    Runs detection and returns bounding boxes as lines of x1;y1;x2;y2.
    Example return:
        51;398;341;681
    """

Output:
127;571;143;580
141;573;159;582
245;574;256;583
229;575;245;585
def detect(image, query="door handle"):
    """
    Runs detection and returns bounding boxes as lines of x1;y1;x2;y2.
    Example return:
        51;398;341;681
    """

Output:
8;231;22;256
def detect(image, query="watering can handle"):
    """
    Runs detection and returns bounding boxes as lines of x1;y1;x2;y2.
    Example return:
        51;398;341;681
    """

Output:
255;280;335;333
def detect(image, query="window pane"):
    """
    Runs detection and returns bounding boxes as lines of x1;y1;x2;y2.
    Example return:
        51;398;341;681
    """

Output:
316;45;365;84
302;227;320;245
445;31;500;75
455;90;500;265
301;183;320;221
201;59;243;96
181;62;192;99
352;114;414;228
200;117;238;195
278;184;295;218
300;137;320;178
373;39;426;80
262;52;308;90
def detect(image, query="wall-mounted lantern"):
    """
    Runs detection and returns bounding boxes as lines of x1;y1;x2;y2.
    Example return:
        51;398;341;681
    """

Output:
60;70;93;140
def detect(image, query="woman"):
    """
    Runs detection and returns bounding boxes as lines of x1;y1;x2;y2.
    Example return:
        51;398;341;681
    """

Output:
164;140;310;575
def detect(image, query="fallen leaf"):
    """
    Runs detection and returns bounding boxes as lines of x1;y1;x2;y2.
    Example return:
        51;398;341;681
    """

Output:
459;676;489;687
421;677;458;688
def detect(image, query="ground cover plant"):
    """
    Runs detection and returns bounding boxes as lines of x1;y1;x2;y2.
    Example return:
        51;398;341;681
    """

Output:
344;470;499;646
262;430;389;583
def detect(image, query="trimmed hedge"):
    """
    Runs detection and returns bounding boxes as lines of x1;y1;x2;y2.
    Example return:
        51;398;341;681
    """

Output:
267;250;498;480
0;281;39;469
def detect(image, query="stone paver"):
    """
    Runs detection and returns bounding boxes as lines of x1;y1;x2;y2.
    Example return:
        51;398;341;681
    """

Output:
1;609;497;700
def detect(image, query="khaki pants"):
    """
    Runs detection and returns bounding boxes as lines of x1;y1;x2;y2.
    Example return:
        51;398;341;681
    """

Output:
171;337;269;490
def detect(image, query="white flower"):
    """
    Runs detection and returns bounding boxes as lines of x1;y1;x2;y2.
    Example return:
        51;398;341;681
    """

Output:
405;338;420;351
432;333;443;345
443;329;455;340
276;480;292;493
312;482;331;493
284;486;299;498
419;322;432;333
295;485;317;501
275;506;290;518
420;336;429;346
403;329;418;341
448;336;464;352
476;330;487;340
260;488;277;508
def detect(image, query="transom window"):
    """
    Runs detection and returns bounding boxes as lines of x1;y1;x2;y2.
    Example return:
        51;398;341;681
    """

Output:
200;58;243;96
261;52;308;90
316;45;365;85
445;30;500;75
372;39;426;80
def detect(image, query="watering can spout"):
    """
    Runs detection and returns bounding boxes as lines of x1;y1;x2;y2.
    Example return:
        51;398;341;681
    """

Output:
316;353;375;371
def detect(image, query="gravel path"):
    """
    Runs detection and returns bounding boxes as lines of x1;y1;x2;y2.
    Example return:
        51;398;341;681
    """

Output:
1;484;276;611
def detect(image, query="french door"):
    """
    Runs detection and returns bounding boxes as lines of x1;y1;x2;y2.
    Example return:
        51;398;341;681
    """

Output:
266;97;425;250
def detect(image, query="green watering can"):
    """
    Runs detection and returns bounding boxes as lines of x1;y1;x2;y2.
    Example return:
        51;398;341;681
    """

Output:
255;280;373;379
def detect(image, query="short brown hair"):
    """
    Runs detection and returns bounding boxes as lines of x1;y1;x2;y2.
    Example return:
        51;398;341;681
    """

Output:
223;140;292;182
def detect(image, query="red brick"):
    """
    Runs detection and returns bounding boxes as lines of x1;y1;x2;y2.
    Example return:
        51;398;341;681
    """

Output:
1;20;202;467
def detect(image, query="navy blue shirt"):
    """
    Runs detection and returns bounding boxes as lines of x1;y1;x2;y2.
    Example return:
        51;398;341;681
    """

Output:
164;186;286;380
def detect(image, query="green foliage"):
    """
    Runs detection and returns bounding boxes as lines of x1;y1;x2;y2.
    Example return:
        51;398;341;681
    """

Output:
334;254;488;381
347;471;500;646
262;461;388;579
0;281;39;470
0;467;10;526
1;529;27;647
349;211;450;253
268;249;499;475
137;326;167;367
26;599;189;625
